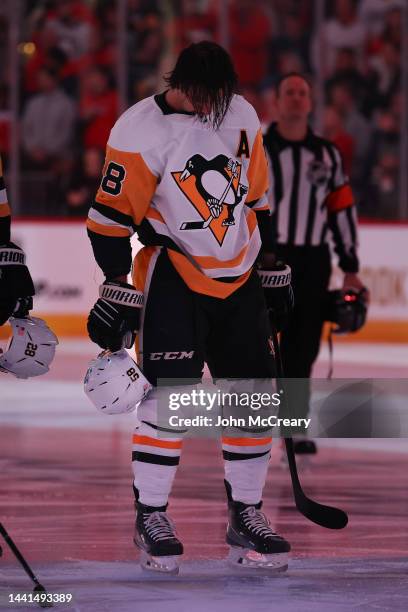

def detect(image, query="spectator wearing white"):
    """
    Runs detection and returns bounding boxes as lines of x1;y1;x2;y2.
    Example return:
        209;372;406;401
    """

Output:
44;0;91;60
369;41;401;101
358;0;404;36
315;0;367;76
21;67;76;168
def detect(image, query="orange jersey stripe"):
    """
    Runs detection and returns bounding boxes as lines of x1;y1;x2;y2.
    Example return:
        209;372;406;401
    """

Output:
132;434;183;450
0;203;11;217
168;249;252;299
86;218;131;237
222;436;272;447
246;129;269;203
132;246;160;292
325;184;354;213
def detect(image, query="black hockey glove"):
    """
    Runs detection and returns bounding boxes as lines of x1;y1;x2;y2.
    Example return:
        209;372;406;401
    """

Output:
257;261;294;333
87;281;144;352
0;242;35;325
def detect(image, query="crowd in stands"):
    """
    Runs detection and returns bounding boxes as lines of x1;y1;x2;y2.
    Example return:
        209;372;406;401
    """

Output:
0;0;404;219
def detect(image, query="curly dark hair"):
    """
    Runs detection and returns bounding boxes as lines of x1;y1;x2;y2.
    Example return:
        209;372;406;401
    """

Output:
165;41;238;130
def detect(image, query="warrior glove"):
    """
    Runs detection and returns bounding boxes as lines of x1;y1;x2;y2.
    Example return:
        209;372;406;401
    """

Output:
257;262;294;333
87;281;143;351
0;242;35;325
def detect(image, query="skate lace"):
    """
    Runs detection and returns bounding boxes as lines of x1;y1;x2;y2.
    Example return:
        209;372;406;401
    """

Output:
240;506;277;538
143;512;177;542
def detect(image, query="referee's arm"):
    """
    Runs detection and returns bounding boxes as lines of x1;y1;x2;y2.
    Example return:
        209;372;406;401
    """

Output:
325;146;359;274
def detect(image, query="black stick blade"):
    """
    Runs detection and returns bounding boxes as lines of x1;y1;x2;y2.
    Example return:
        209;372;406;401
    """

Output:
294;491;348;530
33;584;53;608
283;439;348;530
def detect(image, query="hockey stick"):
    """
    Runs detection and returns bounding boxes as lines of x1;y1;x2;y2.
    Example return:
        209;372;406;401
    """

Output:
0;522;52;608
180;161;238;230
270;328;348;530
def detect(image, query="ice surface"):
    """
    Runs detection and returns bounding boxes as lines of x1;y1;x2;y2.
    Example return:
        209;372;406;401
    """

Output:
1;558;408;612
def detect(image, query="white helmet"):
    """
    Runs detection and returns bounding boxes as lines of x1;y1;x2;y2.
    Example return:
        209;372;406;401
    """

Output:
0;317;58;379
84;349;152;415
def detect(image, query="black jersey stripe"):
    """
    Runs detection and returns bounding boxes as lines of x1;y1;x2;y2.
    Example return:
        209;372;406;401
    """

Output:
136;218;184;254
324;144;337;193
245;198;260;209
327;212;350;271
92;201;136;228
287;146;301;244
304;144;323;245
304;184;317;245
320;221;328;244
346;206;357;244
267;141;283;237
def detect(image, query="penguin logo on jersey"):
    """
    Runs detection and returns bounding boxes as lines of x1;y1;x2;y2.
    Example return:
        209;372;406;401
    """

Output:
172;154;248;246
307;160;330;187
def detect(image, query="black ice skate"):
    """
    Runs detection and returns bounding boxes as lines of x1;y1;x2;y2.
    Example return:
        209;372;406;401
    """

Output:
226;499;290;571
134;501;183;575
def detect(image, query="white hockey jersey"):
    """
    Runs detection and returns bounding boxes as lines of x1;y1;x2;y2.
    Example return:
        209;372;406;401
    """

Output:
87;92;269;298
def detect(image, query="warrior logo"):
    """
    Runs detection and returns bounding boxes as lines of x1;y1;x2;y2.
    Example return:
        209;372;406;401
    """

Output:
172;154;248;246
307;159;330;187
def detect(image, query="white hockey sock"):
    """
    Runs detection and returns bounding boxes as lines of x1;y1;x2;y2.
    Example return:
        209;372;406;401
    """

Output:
132;418;183;508
222;433;272;505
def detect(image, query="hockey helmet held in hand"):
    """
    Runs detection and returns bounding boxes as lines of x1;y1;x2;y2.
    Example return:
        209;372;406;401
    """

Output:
84;349;152;415
325;289;368;334
0;316;58;378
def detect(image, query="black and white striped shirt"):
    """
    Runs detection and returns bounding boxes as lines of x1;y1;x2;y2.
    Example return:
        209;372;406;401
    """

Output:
263;123;359;273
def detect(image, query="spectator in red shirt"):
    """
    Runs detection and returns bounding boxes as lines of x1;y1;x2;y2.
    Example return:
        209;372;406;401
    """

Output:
229;0;271;87
80;67;118;151
323;105;354;176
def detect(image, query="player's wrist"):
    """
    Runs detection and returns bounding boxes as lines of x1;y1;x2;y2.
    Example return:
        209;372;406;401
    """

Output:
107;274;129;284
258;251;277;269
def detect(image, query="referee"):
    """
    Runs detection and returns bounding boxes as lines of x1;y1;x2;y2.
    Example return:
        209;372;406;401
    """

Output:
264;73;366;454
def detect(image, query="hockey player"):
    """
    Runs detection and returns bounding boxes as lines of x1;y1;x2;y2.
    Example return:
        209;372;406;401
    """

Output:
0;156;58;378
263;74;368;453
0;156;35;327
87;42;293;573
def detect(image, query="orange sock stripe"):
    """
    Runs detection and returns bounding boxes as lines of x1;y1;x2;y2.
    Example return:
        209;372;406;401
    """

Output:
222;437;272;447
132;434;183;450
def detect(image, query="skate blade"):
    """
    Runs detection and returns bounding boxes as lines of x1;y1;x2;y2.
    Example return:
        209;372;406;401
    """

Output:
140;551;180;575
227;547;288;572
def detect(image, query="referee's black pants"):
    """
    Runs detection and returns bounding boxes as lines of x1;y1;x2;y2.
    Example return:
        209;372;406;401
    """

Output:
276;244;331;422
